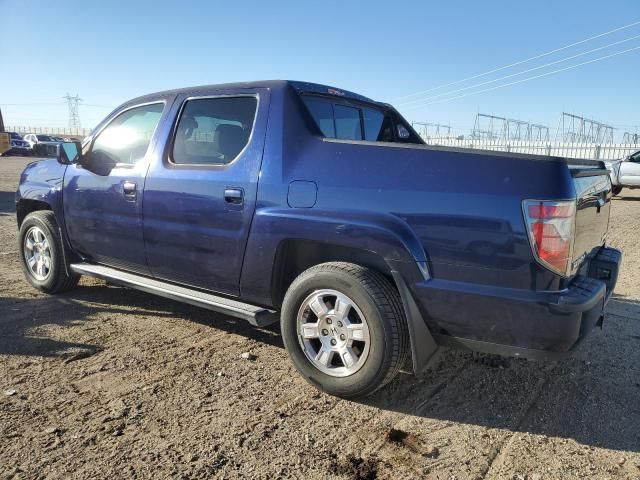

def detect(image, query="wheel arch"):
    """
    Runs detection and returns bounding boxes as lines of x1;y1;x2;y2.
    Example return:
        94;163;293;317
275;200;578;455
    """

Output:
17;198;52;228
270;239;394;308
240;207;429;307
268;239;440;377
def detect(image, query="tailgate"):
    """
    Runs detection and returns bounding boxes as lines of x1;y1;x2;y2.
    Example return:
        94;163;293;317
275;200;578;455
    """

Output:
569;161;611;274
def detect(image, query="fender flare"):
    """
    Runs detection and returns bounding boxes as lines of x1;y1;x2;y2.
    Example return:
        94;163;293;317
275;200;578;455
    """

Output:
240;207;429;304
240;207;441;376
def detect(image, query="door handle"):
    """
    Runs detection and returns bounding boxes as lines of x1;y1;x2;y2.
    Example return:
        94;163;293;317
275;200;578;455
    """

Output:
123;181;137;200
224;188;244;205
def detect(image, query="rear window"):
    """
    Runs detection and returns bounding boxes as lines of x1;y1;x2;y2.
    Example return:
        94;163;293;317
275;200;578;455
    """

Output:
303;97;335;137
301;95;418;143
334;105;362;140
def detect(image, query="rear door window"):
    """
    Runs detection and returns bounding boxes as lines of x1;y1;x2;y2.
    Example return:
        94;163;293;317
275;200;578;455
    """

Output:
172;96;257;165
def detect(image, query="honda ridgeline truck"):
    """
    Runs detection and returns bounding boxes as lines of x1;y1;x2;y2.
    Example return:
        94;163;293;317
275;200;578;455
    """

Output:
16;81;621;398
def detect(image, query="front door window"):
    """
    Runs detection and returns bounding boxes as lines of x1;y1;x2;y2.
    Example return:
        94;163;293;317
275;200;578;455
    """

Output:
84;103;164;174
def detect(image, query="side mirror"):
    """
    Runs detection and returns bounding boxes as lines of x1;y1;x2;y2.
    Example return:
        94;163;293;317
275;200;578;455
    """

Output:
56;141;83;164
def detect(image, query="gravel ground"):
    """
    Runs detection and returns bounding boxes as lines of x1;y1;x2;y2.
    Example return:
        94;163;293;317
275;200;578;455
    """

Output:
1;156;639;480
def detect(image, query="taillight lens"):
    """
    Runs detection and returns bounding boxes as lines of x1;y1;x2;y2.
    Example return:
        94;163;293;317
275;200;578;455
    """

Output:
523;200;575;276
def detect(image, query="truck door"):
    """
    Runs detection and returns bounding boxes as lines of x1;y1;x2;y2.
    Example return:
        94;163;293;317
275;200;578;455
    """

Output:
619;151;640;186
142;89;270;296
63;101;168;274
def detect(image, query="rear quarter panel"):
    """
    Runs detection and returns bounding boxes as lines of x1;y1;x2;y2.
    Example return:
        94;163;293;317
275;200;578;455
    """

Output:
240;86;576;307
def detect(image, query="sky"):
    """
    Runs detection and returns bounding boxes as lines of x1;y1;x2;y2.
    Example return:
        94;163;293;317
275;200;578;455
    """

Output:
1;0;639;139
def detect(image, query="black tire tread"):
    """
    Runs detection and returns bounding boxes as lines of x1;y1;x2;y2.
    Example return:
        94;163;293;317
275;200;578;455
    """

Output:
19;211;79;293
285;261;409;396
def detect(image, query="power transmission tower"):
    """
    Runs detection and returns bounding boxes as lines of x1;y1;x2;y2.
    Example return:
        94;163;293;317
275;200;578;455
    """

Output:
622;132;639;144
411;121;452;139
556;112;614;144
63;93;83;129
506;119;529;141
472;114;550;141
472;114;507;140
529;124;550;141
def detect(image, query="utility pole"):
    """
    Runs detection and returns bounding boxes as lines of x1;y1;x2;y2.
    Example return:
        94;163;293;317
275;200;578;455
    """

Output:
63;93;82;129
0;107;5;132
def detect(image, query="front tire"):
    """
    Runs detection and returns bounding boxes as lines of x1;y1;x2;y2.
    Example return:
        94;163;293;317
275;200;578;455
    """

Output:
612;185;623;196
281;262;408;398
18;211;79;293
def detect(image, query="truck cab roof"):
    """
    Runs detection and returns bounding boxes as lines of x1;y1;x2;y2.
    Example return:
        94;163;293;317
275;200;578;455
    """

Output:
122;80;385;109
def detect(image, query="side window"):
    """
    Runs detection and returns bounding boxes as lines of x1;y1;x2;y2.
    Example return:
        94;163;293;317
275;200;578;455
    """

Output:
630;151;640;163
172;96;257;165
334;105;362;140
303;97;335;137
302;95;409;143
88;103;164;166
362;107;394;142
362;107;384;141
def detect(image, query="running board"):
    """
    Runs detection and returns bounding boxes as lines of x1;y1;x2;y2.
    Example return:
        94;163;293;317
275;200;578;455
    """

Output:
70;263;279;327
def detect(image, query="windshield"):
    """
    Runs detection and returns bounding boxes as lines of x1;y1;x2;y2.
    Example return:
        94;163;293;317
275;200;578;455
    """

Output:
10;132;23;140
36;135;54;142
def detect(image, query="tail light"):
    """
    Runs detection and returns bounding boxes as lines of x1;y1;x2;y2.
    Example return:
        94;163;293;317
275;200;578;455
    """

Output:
523;200;576;276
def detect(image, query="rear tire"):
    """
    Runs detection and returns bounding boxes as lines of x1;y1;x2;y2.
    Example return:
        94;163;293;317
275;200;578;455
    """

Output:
18;211;79;293
281;262;408;398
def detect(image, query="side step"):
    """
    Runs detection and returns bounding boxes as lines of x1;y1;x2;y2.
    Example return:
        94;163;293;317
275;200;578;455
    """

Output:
70;263;279;327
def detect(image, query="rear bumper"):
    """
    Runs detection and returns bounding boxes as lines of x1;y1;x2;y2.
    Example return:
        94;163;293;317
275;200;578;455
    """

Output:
416;247;622;360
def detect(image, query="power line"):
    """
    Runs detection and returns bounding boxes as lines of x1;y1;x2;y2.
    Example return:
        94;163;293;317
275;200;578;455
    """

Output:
0;102;115;108
0;102;65;106
401;45;640;109
393;19;640;101
398;33;640;106
82;103;116;108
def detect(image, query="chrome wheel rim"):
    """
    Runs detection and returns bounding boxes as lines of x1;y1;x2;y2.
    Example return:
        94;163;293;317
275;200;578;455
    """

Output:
23;226;52;281
296;289;371;377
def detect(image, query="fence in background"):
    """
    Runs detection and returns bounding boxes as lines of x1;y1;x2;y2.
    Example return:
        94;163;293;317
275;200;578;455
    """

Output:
5;125;639;159
421;137;639;160
7;126;92;138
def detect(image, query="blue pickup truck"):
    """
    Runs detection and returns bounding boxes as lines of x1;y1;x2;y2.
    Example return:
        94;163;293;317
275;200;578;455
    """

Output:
16;81;621;398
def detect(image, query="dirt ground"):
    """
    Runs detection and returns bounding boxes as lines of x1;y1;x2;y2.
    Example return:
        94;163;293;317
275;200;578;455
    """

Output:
1;155;639;480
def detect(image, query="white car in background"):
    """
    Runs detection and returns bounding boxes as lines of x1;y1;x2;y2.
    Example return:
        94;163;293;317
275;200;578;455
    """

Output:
604;150;640;196
22;134;62;156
